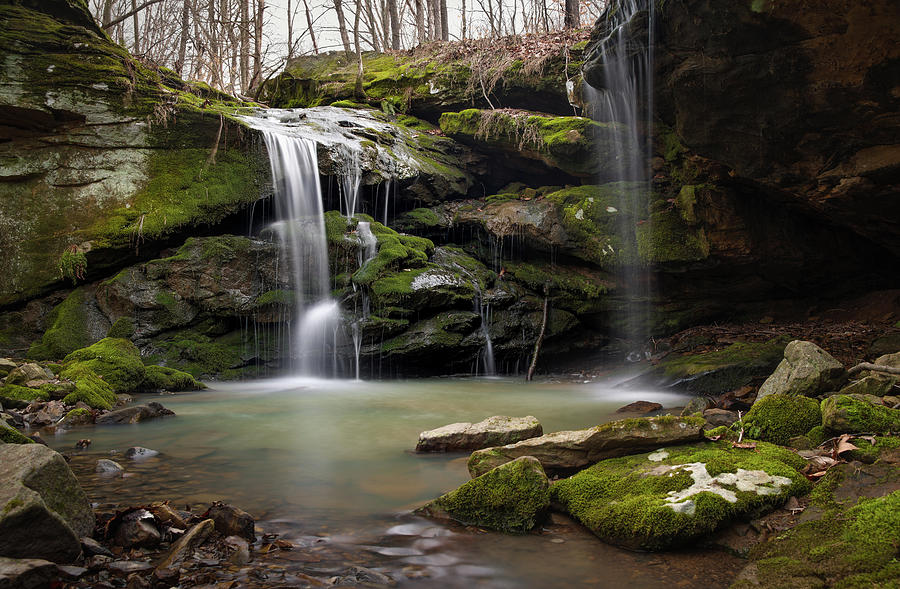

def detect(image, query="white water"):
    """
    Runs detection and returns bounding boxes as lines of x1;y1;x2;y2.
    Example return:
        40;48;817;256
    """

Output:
352;221;379;379
587;0;655;360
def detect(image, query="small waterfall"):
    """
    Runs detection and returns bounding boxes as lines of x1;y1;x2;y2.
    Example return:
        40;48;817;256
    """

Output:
338;146;362;219
586;0;655;361
254;126;342;376
474;286;496;376
352;221;378;379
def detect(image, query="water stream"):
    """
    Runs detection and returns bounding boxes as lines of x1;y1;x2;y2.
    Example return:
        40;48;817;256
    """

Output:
49;378;742;587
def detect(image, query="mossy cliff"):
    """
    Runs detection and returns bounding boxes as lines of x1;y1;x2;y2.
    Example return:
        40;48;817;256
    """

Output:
0;0;268;308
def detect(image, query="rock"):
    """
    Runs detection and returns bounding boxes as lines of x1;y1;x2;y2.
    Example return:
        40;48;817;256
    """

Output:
837;375;895;398
107;561;154;577
125;572;151;589
57;565;88;581
95;459;124;476
330;566;397;588
551;441;809;551
154;519;214;571
224;536;250;566
4;364;53;386
467;415;705;477
0;359;17;379
680;396;713;416
0;556;58;589
63;338;146;394
205;502;255;542
152;568;180;587
0;423;34;445
418;456;549;532
111;510;160;549
702;408;739;428
756;341;847;401
742;394;822;445
656;340;788;396
616;401;663;413
821;394;900;434
23;400;66;427
416;415;543;452
96;402;174;425
57;408;94;429
84;555;112;571
80;537;113;558
0;444;94;562
124;447;159;460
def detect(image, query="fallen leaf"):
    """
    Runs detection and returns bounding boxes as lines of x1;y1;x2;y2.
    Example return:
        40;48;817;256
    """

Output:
732;442;757;449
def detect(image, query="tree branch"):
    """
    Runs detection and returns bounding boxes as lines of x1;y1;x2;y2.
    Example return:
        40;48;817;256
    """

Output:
103;0;168;30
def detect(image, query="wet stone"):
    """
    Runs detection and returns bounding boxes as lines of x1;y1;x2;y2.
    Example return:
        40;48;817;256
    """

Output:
107;560;154;577
615;401;663;413
125;447;159;460
81;537;114;557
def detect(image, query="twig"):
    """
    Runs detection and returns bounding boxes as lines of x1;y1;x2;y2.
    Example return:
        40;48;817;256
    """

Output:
526;289;550;381
847;362;900;376
736;410;744;443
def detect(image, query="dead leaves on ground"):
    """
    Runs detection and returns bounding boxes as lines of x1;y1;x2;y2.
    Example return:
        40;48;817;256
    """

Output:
798;434;875;478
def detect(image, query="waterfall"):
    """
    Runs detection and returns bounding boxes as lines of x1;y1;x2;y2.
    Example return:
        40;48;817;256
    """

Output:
352;221;378;379
586;0;655;361
255;127;342;376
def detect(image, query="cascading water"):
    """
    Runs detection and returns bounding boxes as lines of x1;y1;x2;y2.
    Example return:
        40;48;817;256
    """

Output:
251;120;342;376
585;0;655;361
351;221;378;379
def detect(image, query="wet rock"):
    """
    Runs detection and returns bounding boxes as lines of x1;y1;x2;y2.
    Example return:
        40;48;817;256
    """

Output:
4;364;53;386
205;502;255;542
152;567;180;587
125;572;151;589
107;561;154;577
821;394;900;434
0;358;17;379
124;447;159;460
616;401;663;413
415;415;543;452
224;536;250;566
551;441;809;551
81;537;114;558
84;555;113;571
57;565;88;581
756;341;847;401
111;510;161;548
837;375;895;397
95;459;124;476
0;556;58;589
418;456;549;533
703;408;739;428
0;443;94;562
96;402;174;425
24;400;66;427
154;519;214;571
330;566;397;587
468;415;706;477
681;396;714;416
57;408;94;429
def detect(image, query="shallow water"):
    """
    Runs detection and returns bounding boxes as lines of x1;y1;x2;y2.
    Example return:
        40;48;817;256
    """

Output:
48;377;744;588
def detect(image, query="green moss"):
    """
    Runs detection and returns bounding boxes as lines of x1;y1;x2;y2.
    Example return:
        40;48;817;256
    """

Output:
393;207;442;232
65;408;91;418
806;425;826;446
63;337;145;393
57;249;87;284
253;289;295;307
58;363;117;410
821;394;900;434
659;338;789;393
147;328;244;379
0;423;34;444
551;441;809;551
27;288;94;360
743;394;823;446
844;436;900;464
106;317;135;339
140;365;205;392
745;491;900;587
425;457;550;533
635;206;709;263
505;261;610;314
0;384;50;402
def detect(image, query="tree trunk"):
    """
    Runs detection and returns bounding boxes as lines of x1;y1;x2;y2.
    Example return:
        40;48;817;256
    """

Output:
564;0;579;28
415;0;425;44
131;0;140;54
333;0;352;53
240;0;250;93
175;0;190;75
252;0;264;89
388;0;400;50
429;0;441;41
303;0;318;54
102;0;114;26
460;0;466;39
353;0;364;98
439;0;448;40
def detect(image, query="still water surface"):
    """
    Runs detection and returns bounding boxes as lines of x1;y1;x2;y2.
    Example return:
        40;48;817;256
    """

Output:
49;377;743;588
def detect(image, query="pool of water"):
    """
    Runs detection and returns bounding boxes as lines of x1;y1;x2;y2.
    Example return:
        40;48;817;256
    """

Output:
47;376;744;588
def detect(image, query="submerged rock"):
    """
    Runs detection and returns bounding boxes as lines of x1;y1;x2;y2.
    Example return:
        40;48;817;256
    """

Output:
0;443;94;562
756;341;847;401
124;447;159;460
416;415;542;452
95;459;124;476
551;442;808;551
467;415;705;477
616;401;663;414
418;456;550;533
96;402;174;425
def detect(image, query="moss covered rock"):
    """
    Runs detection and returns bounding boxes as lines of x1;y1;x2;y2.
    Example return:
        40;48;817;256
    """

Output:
756;340;847;401
418;456;550;533
26;288;100;360
140;365;205;393
58;363;117;410
0;422;35;444
742;394;823;446
62;338;145;394
551;442;809;551
468;415;706;477
821;394;900;434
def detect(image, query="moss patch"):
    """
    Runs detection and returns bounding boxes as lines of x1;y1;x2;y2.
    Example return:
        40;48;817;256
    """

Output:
140;365;205;392
0;384;50;402
0;423;34;444
821;394;900;434
659;338;789;394
551;441;809;551
58;363;117;409
742;394;823;446
63;337;146;393
27;288;95;360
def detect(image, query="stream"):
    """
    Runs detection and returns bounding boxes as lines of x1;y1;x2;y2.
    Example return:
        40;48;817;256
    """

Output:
45;376;746;587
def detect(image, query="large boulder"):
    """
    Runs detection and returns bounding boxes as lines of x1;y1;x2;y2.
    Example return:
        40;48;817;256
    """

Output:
467;415;705;477
417;456;550;532
821;394;900;434
551;442;809;551
742;394;822;446
755;341;846;401
0;443;94;563
95;402;174;425
416;415;542;452
62;338;145;394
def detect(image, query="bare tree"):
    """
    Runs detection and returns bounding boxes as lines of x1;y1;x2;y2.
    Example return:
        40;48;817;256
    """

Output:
334;0;352;53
